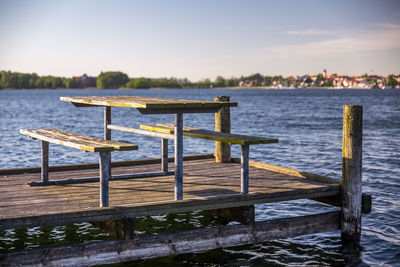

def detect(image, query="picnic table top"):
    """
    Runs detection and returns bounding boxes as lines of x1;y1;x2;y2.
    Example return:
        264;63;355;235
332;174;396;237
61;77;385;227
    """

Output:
60;96;238;111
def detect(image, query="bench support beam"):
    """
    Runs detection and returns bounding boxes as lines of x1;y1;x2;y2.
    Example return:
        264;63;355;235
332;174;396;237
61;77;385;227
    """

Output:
41;141;49;184
241;144;249;194
28;170;175;186
174;113;183;200
99;151;111;207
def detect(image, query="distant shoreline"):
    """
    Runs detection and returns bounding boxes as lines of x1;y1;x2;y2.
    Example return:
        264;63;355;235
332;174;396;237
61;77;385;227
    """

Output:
1;86;398;91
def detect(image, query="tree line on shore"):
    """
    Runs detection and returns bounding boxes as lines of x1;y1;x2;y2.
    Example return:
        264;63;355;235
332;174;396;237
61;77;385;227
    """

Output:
1;70;398;89
0;70;287;89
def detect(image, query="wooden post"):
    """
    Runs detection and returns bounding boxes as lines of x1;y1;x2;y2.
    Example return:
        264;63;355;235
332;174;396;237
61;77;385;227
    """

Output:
241;145;249;194
341;105;363;249
104;107;111;140
99;151;111;207
214;96;231;163
174;113;183;200
210;205;255;225
41;141;49;183
91;219;134;240
161;138;168;172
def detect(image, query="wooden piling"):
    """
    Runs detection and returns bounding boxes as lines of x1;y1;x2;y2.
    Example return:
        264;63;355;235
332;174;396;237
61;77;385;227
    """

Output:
214;96;231;163
341;105;363;248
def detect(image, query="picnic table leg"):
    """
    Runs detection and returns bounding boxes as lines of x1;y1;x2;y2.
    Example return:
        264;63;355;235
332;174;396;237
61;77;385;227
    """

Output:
161;138;168;173
241;145;249;194
104;107;112;177
41;141;49;184
104;107;111;140
174;113;183;200
99;151;111;207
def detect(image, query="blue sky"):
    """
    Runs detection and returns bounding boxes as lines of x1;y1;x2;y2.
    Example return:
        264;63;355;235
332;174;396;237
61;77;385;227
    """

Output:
1;0;399;81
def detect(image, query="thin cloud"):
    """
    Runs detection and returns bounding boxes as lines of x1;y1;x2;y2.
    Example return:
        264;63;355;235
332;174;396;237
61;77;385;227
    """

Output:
271;28;400;56
379;23;400;29
287;29;335;36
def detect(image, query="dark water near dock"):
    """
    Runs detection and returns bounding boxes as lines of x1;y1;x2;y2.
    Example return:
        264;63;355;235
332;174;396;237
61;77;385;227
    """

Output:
0;89;399;266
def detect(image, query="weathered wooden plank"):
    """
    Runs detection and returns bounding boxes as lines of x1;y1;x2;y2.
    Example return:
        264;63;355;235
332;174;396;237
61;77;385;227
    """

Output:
312;193;371;214
44;128;138;151
20;129;138;152
21;129;111;152
341;105;363;248
0;211;340;266
27;170;176;186
107;124;174;140
136;107;221;114
60;96;238;109
140;124;278;145
234;158;340;184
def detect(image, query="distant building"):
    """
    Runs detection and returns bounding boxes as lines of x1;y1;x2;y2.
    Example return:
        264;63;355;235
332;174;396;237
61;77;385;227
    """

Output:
74;74;97;87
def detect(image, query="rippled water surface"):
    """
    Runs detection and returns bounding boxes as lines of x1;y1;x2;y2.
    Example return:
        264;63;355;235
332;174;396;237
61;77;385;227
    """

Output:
0;89;399;266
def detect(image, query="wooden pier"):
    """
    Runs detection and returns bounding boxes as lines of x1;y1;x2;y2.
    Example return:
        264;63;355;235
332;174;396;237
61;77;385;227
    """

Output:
0;154;342;229
0;101;371;266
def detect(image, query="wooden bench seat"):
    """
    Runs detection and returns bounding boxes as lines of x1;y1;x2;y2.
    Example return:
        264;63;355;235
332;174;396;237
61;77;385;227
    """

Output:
20;128;138;207
140;124;278;194
140;124;278;145
20;129;138;152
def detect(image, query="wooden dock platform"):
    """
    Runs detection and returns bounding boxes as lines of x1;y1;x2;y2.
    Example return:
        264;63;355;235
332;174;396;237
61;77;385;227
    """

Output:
0;154;340;231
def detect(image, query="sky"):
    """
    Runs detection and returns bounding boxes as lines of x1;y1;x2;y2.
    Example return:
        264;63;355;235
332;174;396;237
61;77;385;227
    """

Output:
0;0;399;81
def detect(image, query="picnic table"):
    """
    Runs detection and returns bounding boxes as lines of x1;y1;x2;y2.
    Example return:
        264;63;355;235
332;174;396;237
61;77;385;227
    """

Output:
60;96;238;200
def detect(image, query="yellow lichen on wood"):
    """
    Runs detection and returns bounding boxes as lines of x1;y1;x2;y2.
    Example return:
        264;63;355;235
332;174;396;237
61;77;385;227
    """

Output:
60;96;238;109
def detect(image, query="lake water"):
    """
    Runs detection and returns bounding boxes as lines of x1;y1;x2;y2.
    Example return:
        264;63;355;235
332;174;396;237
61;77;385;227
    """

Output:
0;89;399;266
